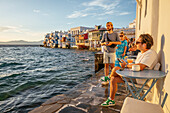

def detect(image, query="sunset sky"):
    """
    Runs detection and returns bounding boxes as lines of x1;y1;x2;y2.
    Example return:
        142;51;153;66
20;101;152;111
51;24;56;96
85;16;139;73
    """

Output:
0;0;136;42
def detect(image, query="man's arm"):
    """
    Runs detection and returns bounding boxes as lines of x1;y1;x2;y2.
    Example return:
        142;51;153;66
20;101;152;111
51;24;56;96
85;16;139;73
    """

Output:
107;41;121;46
120;60;147;71
127;63;147;71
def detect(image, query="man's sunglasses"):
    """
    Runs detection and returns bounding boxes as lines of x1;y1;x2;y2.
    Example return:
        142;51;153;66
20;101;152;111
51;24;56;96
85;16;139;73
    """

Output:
136;41;143;45
120;35;123;37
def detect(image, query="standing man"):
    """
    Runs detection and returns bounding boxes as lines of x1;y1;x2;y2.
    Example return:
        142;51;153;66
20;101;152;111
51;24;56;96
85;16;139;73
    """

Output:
100;22;121;85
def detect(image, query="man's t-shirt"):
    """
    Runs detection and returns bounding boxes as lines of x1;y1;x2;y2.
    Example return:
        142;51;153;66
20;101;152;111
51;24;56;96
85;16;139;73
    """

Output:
135;49;158;70
135;49;158;84
101;32;120;53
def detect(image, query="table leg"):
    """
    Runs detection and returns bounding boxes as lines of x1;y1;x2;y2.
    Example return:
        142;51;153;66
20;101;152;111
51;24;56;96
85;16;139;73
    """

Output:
136;79;149;98
123;77;138;99
129;78;137;92
140;78;158;100
129;78;140;97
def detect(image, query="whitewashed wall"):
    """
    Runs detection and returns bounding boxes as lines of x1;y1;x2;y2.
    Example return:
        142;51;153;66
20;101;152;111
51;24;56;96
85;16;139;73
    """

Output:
135;0;170;112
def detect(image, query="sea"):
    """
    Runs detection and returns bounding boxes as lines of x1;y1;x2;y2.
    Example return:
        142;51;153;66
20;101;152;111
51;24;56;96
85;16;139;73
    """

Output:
0;46;95;113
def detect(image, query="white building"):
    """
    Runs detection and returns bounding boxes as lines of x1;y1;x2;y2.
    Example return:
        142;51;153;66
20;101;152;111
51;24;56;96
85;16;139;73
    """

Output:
70;26;94;46
135;0;170;112
129;19;136;28
70;26;94;36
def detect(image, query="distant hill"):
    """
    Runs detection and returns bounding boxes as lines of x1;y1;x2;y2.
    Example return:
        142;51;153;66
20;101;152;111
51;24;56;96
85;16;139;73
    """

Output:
0;40;44;45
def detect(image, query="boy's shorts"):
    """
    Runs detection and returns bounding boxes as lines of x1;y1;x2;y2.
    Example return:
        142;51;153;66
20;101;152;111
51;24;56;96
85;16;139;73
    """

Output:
115;59;121;67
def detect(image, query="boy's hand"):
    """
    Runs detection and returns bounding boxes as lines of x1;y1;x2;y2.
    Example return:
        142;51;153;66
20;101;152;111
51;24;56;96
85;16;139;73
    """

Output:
120;60;127;69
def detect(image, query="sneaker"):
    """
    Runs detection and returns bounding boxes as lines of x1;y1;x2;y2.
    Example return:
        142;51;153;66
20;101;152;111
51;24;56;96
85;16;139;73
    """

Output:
101;98;115;107
101;76;110;85
101;76;110;82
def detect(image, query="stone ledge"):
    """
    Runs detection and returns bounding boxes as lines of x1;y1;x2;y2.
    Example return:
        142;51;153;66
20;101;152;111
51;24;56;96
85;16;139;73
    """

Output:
29;103;63;113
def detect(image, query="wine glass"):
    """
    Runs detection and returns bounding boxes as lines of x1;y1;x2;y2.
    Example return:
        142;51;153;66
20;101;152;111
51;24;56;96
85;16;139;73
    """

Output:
127;58;134;64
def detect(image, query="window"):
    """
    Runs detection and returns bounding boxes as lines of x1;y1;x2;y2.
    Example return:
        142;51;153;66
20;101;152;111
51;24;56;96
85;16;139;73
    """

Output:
139;8;141;30
144;0;147;17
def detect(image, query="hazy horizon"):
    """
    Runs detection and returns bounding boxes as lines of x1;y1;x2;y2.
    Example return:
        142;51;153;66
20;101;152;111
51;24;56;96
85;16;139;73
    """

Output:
0;40;43;42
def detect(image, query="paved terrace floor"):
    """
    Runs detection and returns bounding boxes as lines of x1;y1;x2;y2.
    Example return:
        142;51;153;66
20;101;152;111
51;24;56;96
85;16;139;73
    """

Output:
29;69;127;113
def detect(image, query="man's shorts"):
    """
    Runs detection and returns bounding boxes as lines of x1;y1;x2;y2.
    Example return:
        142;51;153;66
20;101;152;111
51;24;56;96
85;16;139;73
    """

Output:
103;52;115;64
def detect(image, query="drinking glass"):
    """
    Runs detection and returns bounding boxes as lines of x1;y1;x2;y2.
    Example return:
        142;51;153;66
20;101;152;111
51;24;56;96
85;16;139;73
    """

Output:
127;58;134;64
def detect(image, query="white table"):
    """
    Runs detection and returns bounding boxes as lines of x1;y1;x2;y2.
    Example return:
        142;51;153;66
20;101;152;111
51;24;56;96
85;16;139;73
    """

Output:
127;55;137;59
116;69;166;100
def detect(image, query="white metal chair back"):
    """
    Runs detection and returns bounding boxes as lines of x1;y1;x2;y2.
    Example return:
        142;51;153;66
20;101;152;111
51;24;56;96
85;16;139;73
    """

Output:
153;62;161;71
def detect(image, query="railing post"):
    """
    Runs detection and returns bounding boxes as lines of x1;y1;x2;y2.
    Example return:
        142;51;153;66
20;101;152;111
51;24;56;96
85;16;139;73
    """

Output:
95;52;104;73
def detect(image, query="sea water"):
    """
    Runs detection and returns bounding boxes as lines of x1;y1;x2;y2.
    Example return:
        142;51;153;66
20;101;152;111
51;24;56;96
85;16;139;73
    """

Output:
0;46;95;113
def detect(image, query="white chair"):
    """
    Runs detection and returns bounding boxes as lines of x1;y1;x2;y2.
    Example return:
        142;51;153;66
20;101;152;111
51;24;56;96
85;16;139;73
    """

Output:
120;93;168;113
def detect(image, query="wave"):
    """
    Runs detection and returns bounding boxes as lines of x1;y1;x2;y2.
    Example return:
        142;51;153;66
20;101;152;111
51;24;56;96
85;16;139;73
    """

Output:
0;72;27;79
0;81;44;101
11;48;21;51
44;70;58;73
0;62;23;68
67;81;78;86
